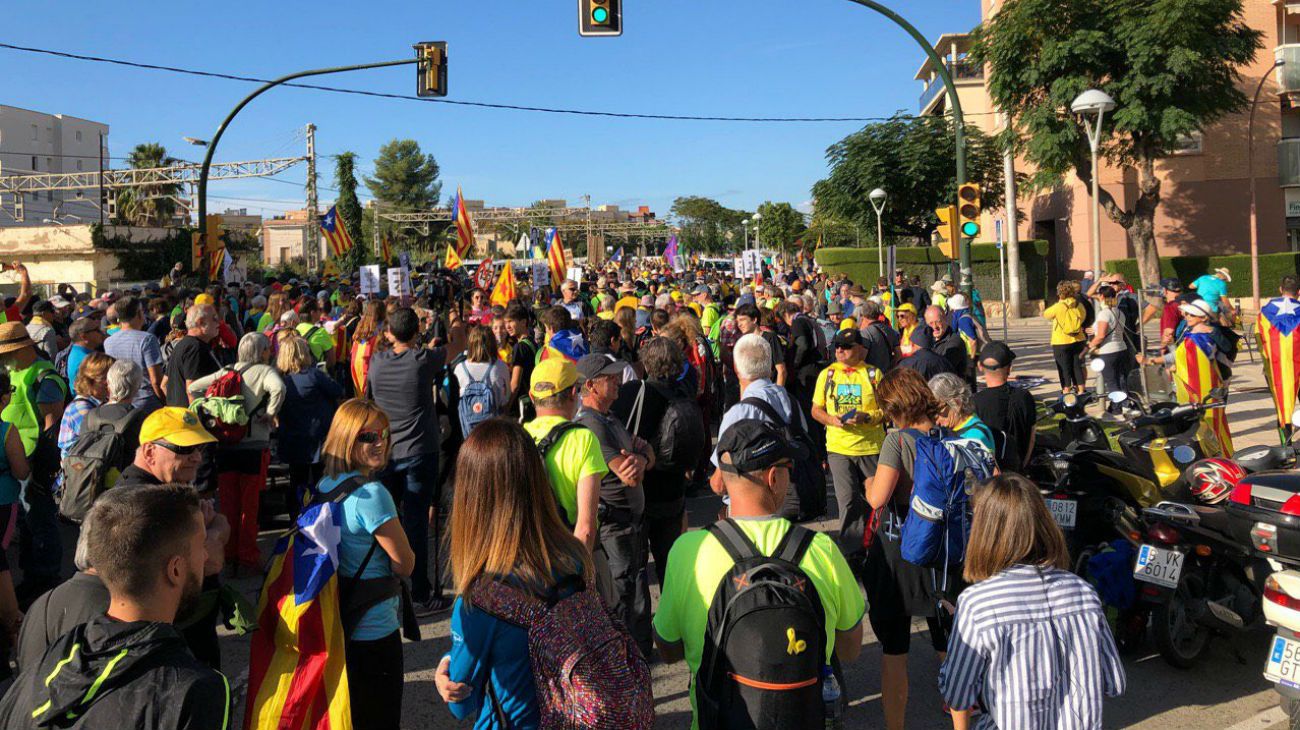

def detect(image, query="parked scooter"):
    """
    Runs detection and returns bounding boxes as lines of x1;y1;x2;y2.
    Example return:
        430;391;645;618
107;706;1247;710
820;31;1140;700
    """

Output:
1262;569;1300;729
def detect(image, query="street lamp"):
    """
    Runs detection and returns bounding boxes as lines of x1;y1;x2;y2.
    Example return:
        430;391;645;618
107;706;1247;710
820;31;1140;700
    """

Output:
1248;59;1285;313
1071;88;1117;278
751;213;762;251
742;220;750;252
182;136;209;147
869;188;888;278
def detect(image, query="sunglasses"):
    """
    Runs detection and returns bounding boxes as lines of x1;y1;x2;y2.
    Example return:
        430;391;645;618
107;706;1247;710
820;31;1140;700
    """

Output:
357;428;390;445
153;441;201;457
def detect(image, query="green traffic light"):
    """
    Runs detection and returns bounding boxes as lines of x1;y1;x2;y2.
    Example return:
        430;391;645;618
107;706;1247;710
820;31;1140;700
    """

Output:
592;6;609;22
961;221;980;237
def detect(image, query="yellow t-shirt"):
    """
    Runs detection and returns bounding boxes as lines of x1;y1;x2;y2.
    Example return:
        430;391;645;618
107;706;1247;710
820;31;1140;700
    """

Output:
522;415;609;526
616;295;639;312
1043;299;1086;345
813;362;886;456
652;518;865;729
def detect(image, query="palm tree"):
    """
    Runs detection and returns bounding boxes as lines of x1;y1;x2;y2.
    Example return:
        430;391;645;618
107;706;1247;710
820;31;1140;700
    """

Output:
113;143;181;227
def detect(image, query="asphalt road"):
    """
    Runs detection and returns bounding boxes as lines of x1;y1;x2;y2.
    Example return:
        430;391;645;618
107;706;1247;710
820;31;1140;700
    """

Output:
217;317;1297;729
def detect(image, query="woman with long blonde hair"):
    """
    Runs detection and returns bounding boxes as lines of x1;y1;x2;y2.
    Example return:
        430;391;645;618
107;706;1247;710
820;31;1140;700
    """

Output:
257;291;287;333
315;398;415;730
435;418;593;727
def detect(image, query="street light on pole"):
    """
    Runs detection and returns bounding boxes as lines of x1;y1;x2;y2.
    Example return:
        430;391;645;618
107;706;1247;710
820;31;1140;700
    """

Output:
752;213;762;251
869;188;888;278
1248;59;1284;313
742;220;750;252
1071;88;1117;278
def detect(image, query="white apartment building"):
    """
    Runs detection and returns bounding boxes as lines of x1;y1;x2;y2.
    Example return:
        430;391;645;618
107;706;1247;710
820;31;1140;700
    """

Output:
0;105;109;227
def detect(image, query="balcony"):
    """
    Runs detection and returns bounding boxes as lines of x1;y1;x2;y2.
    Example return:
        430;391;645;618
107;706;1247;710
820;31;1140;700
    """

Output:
1280;138;1300;187
918;59;984;114
1277;45;1300;97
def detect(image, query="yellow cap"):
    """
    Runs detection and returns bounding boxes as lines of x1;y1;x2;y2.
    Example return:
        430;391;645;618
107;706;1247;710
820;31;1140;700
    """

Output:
670;291;683;301
839;317;856;331
139;407;217;447
194;293;215;306
531;358;578;400
898;303;917;314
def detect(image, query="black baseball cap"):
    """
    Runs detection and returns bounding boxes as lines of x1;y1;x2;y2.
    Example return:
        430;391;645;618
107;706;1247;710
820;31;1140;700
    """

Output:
979;341;1016;369
832;329;865;350
576;353;625;384
1159;277;1183;293
716;419;809;475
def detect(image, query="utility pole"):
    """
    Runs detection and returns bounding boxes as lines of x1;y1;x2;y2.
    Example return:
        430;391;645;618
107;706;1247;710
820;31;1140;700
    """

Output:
1001;112;1022;318
97;132;105;227
372;200;382;260
584;194;593;263
305;123;319;271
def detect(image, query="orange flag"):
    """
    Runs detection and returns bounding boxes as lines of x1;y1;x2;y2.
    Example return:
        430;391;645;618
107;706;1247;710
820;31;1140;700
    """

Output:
490;261;517;307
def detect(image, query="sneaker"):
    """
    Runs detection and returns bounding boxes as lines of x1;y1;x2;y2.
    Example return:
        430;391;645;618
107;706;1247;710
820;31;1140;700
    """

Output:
415;595;454;617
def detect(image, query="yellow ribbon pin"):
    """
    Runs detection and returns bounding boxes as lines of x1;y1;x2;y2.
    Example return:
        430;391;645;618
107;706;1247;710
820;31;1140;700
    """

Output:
786;627;807;655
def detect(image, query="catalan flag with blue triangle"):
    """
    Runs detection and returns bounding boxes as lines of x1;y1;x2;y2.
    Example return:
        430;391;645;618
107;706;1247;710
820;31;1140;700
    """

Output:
1173;331;1233;457
1259;295;1300;432
542;329;587;363
245;499;352;729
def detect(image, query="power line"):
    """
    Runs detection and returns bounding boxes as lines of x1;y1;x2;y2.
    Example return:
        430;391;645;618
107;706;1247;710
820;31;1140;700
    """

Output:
0;41;924;124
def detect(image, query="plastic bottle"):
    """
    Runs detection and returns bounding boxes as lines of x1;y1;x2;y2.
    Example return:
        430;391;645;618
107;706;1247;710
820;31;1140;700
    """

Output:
822;665;842;730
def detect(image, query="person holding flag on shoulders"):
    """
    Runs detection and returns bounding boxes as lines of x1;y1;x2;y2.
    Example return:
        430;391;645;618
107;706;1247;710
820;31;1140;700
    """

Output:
1258;274;1300;440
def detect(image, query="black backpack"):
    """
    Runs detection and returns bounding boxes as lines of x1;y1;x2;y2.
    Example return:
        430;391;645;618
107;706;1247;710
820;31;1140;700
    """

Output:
741;397;827;522
58;402;136;523
696;519;826;730
535;421;589;527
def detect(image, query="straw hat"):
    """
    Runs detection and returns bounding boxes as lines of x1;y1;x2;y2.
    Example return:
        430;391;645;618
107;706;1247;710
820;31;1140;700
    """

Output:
0;322;35;355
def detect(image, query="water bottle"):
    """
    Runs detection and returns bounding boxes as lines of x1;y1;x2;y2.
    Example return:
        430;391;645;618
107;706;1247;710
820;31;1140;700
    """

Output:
822;665;842;730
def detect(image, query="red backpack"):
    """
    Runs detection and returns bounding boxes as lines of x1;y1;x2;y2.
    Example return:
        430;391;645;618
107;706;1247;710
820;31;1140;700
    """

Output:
469;576;655;729
191;367;250;445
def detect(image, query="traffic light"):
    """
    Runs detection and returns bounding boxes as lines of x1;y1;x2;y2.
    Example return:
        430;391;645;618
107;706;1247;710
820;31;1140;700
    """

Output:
579;0;622;36
934;205;958;259
414;42;447;98
957;182;981;239
193;214;223;272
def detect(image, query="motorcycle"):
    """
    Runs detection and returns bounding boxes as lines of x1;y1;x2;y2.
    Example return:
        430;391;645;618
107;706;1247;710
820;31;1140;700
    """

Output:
1135;496;1270;669
1263;569;1300;729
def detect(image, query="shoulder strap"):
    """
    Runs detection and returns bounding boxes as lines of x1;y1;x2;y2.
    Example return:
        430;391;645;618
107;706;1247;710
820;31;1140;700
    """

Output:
773;524;816;566
537;420;585;457
739;396;787;427
305;475;369;509
469;578;546;629
706;518;761;564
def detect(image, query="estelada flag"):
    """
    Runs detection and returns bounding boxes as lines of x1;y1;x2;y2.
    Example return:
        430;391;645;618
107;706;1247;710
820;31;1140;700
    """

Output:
490;261;517;307
453;186;475;257
1259;296;1300;432
444;244;463;271
245;496;352;729
380;235;393;266
546;228;568;286
1173;332;1234;457
208;247;224;281
320;205;354;257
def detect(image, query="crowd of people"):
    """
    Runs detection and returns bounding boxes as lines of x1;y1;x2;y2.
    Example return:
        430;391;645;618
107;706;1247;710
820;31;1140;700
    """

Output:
0;254;1261;729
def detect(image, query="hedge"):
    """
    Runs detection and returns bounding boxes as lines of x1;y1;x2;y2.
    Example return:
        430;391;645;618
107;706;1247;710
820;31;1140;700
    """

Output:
814;241;1050;300
1105;252;1300;298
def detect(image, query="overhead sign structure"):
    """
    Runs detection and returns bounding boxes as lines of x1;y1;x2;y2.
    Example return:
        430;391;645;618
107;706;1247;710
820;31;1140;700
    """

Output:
579;0;622;36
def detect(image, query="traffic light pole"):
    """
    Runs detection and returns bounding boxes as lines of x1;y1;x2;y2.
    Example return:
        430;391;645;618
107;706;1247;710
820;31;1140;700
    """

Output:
844;0;971;294
195;58;419;281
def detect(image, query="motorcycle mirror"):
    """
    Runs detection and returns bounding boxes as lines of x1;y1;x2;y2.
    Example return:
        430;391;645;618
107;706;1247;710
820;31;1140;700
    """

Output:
1089;358;1106;373
1207;385;1228;403
1107;391;1128;404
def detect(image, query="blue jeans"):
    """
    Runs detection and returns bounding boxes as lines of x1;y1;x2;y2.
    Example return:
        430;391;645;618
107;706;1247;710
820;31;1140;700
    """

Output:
18;480;61;586
381;453;439;602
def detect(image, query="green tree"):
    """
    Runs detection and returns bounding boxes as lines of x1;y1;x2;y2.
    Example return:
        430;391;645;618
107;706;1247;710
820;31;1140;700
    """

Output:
972;0;1261;286
363;139;442;209
113;143;180;227
754;201;807;251
333;152;368;270
812;114;1004;245
669;196;749;253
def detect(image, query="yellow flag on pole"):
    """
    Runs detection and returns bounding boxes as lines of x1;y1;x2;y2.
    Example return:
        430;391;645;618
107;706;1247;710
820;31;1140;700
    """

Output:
445;244;463;271
490;261;517;307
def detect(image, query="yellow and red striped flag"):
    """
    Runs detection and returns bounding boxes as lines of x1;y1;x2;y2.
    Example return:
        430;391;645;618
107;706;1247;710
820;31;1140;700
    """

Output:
1259;296;1300;433
453;186;475;257
320;205;354;257
444;244;463;271
490;261;517;307
1173;332;1234;457
546;227;568;286
208;248;224;281
245;498;352;729
380;235;393;266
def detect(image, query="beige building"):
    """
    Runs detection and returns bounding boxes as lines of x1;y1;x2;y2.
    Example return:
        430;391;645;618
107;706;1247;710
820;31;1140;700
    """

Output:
0;224;173;291
919;0;1297;276
260;209;314;265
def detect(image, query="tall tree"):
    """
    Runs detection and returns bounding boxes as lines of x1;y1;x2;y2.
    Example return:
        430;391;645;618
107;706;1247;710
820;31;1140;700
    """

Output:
363;139;443;250
333;152;367;269
669;196;749;253
812;114;1004;244
973;0;1261;287
754;201;807;251
113;143;180;227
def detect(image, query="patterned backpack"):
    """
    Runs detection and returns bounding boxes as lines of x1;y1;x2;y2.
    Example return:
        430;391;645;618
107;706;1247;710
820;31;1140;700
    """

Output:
470;575;655;729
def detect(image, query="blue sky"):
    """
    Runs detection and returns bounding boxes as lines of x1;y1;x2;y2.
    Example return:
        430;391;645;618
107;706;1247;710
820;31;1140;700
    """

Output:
3;0;980;219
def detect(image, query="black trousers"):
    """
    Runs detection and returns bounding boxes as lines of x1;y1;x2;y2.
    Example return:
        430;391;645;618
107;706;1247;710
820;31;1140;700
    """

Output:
600;520;653;657
346;630;404;730
643;498;684;589
1052;342;1087;390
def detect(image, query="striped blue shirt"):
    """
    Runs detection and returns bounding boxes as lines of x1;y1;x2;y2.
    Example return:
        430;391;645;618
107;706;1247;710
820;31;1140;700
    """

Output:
939;564;1126;729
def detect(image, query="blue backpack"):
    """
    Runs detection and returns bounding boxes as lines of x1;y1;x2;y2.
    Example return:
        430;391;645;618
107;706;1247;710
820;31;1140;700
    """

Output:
457;365;497;437
898;428;995;569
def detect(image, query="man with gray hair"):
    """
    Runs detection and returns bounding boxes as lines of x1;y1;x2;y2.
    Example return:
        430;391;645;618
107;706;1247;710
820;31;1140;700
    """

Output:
103;295;165;412
163;305;221;407
856;299;899;372
709;334;806;493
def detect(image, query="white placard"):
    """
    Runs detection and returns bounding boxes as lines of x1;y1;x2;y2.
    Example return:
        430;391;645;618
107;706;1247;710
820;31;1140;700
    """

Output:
733;257;744;276
566;267;583;284
742;250;762;278
531;261;549;289
359;265;381;295
387;266;412;297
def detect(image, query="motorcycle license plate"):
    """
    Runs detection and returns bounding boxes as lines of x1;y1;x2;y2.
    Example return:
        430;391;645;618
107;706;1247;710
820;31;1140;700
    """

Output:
1045;498;1077;529
1266;634;1300;689
1133;544;1184;589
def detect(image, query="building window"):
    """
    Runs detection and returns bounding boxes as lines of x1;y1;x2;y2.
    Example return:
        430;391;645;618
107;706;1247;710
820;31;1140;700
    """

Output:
30;125;37;141
30;156;37;171
45;127;52;142
76;160;83;171
45;157;52;172
1173;131;1204;155
75;130;82;143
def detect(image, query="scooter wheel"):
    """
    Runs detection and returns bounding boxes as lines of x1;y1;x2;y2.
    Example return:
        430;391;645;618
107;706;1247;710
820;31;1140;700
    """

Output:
1153;573;1211;669
1283;695;1300;730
